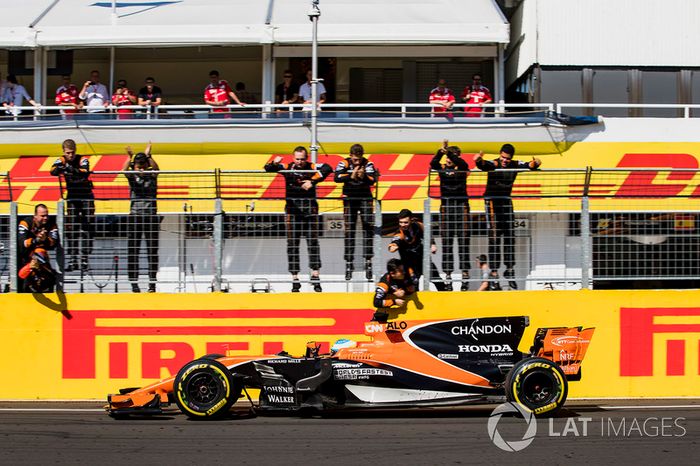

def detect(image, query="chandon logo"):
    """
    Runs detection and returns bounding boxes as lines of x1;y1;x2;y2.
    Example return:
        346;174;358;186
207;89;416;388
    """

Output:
451;321;512;341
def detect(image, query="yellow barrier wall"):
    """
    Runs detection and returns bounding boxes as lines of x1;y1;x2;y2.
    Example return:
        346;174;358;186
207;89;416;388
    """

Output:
1;290;699;400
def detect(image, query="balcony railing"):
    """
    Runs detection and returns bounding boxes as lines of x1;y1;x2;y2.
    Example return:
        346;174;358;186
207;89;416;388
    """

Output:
3;102;700;122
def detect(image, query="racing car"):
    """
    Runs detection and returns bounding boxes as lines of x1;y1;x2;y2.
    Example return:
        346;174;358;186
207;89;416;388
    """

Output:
107;316;594;419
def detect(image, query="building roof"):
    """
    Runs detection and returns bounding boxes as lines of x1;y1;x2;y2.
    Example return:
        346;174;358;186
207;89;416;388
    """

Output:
508;0;700;80
0;0;509;48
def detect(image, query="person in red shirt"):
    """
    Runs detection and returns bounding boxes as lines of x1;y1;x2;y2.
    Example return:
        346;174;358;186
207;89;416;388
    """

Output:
428;78;455;118
461;74;492;117
111;79;137;119
203;70;245;116
55;75;81;118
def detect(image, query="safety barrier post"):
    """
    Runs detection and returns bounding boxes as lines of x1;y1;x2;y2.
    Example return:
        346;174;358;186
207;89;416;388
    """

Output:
372;199;383;284
422;198;431;291
9;202;17;292
213;198;223;292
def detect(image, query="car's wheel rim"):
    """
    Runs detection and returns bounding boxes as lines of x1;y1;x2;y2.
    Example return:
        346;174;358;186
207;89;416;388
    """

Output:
187;373;221;405
521;370;557;406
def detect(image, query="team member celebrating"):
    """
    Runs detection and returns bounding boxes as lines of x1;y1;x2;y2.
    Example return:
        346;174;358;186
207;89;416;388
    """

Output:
264;146;332;292
373;258;419;309
50;139;95;272
474;144;541;289
430;140;471;291
334;143;377;281
388;209;446;291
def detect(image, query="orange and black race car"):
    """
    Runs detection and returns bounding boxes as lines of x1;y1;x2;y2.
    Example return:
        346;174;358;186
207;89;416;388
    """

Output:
107;316;594;419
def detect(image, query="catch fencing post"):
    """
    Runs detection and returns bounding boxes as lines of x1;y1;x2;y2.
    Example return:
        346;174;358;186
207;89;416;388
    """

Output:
56;200;65;291
580;167;592;290
213;198;223;292
372;199;383;284
9;202;18;292
422;198;431;291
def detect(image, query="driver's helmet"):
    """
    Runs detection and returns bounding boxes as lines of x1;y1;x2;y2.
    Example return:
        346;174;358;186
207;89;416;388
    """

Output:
331;338;357;353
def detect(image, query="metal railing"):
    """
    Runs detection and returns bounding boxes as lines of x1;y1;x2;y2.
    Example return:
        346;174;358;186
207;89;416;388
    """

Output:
4;101;700;121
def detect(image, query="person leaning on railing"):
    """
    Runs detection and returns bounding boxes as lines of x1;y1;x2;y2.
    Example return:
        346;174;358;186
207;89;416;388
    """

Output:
122;143;160;293
388;209;447;292
203;70;245;116
137;77;163;114
18;204;59;292
18;203;59;269
372;258;419;322
18;248;56;293
2;74;39;117
275;70;299;107
460;73;492;118
55;75;82;118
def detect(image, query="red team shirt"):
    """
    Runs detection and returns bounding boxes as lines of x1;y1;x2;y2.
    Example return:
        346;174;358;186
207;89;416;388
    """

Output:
460;84;492;116
204;80;233;113
429;87;455;117
111;88;136;116
55;85;79;114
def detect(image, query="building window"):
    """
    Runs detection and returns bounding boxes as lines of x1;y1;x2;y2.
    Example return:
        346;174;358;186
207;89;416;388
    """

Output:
642;71;678;117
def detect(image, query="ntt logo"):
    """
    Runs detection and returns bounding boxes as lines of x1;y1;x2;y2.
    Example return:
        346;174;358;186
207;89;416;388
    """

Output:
487;402;537;452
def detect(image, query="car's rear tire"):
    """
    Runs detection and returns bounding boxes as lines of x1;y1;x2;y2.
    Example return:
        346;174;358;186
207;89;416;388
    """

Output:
505;357;567;416
174;359;240;420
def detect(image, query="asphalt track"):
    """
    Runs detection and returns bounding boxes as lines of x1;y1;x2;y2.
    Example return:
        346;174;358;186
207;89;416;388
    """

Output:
1;400;698;465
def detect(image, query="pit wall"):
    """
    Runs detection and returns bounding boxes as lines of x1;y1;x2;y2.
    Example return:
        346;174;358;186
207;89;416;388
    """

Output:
1;290;698;399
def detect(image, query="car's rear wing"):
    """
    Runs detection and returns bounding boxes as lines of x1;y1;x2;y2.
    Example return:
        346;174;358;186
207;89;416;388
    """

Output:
530;327;595;381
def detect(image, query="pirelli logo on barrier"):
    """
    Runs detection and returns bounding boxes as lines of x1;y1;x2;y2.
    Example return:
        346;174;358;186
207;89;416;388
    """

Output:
620;307;700;377
62;309;371;379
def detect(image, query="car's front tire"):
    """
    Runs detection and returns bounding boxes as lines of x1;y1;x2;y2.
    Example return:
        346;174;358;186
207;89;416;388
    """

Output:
174;359;240;420
505;357;568;416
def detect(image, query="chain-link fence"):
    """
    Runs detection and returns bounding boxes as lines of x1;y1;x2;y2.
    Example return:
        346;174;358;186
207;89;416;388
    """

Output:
2;168;699;293
0;172;11;292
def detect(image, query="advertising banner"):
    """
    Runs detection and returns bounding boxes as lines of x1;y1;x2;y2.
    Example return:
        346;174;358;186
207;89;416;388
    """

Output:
0;290;698;399
2;143;700;214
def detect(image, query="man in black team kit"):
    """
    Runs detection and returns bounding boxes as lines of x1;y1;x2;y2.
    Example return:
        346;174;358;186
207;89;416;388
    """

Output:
334;143;377;281
50;138;95;272
265;146;331;292
388;209;446;291
430;139;470;291
474;144;541;289
122;144;160;293
372;258;419;322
